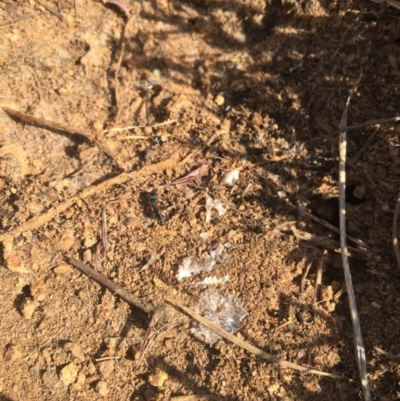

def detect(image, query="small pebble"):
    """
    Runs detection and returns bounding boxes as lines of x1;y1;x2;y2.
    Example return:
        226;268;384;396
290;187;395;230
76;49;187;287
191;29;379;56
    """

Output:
5;252;28;273
53;263;73;274
148;368;169;388
59;362;79;386
215;94;225;106
96;381;109;396
21;299;40;320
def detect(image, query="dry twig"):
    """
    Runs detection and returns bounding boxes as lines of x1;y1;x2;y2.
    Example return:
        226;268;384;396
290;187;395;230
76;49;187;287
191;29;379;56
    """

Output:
338;75;371;401
171;396;221;401
67;258;153;313
344;116;400;131
297;206;368;247
165;297;345;379
113;15;135;125
104;119;177;134
65;258;345;379
289;226;366;259
36;0;64;20
0;147;182;242
1;106;126;170
349;127;379;167
392;192;400;270
369;0;400;10
101;206;109;252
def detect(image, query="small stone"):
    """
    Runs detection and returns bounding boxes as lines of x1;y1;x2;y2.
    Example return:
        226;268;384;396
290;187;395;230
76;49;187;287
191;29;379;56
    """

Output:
59;362;79;386
31;280;50;302
71;372;86;390
21;299;40;319
220;119;231;132
5;252;28;273
160;133;169;142
267;382;280;394
53;263;72;275
3;344;22;362
83;249;92;262
296;350;306;360
144;126;152;135
97;360;114;379
215;94;225;106
76;372;86;385
95;380;109;396
148;368;169;388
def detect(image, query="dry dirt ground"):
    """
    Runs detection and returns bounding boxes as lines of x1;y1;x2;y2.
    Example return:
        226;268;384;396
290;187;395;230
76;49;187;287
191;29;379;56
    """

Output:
1;0;400;400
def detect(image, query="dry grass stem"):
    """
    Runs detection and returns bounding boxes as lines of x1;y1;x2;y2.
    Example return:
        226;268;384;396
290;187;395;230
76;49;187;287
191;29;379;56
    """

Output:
369;0;400;10
0;147;182;243
166;298;346;380
104;119;177;134
36;0;64;20
65;258;345;380
392;192;400;269
1;106;126;170
338;75;371;401
171;396;221;401
344;116;400;131
289;226;367;259
113;15;135;125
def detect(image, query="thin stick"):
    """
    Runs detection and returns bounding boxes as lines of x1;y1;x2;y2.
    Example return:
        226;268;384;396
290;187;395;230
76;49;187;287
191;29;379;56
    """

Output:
0;148;182;242
314;259;323;304
37;0;64;21
338;74;371;401
95;356;121;362
392;192;400;269
298;207;368;248
165;298;345;380
120;135;148;140
369;0;400;11
374;346;400;361
271;320;293;333
67;258;153;314
344;116;400;131
2;106;91;139
171;396;220;401
299;261;312;305
0;3;72;27
349;127;379;166
114;15;135;125
101;206;109;252
104;119;177;133
289;226;366;259
0;14;38;27
65;259;345;379
1;106;126;170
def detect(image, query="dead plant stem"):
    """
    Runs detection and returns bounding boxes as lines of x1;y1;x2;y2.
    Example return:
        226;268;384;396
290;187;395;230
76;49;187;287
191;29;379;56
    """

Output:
392;192;400;269
338;75;371;401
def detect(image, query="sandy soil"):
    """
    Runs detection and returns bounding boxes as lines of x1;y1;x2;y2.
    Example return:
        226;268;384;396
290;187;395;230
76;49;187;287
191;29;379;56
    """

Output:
1;0;400;400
